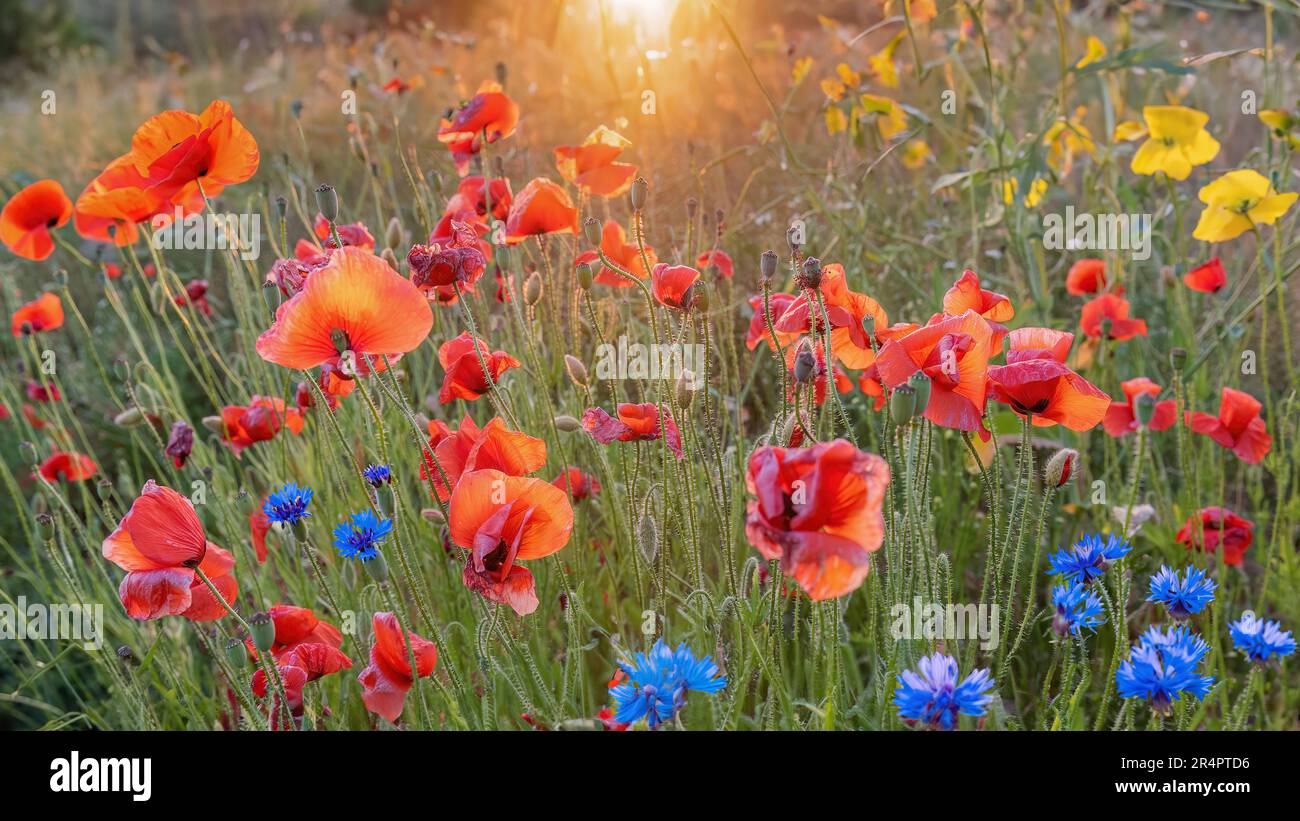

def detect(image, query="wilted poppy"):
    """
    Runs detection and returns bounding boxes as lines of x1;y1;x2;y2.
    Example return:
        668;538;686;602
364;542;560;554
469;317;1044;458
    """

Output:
357;611;438;722
437;332;521;404
697;249;734;279
553;125;637;197
1065;258;1106;295
175;279;212;316
1079;292;1146;341
220;396;305;456
11;292;64;336
574;219;657;286
986;359;1110;431
774;263;888;369
651;263;700;309
581;403;683;458
744;439;890;600
553;467;601;501
102;480;238;621
437;81;518;175
504;178;578;244
256;247;433;371
1187;387;1271;464
1;179;74;260
1183;257;1226;293
25;380;60;402
449;469;574;616
941;269;1014;322
421;414;547;501
874;309;994;434
1101;377;1176;437
1176;507;1253;566
38;451;98;482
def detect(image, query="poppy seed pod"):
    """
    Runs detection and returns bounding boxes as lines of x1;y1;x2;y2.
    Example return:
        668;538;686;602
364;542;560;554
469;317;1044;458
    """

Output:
793;343;818;385
114;407;146;428
1133;391;1157;427
201;415;224;434
798;256;823;290
692;282;710;311
1170;346;1188;372
364;549;389;583
583;216;602;247
225;638;247;669
759;249;778;281
578;261;594;290
116;645;136;665
36;512;54;536
1045;447;1078;488
275;195;288;220
564;354;589;387
249;612;276;653
908;372;932;416
314;184;338;223
555;414;581;432
629;177;649;211
786;226;802;252
891;384;918;426
524;270;544;305
18;441;36;464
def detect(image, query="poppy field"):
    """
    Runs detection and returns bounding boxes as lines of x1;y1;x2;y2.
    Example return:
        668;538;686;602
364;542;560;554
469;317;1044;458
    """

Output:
1;0;1298;733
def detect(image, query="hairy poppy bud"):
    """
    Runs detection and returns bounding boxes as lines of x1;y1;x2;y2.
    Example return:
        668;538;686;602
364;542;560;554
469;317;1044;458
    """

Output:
19;441;36;464
421;507;446;524
524;270;544;305
96;479;114;501
384;217;403;251
226;638;248;669
908;372;932;416
314;184;338;223
564;354;588;387
1045;448;1078;488
685;196;698;219
676;369;697;408
364;549;389;583
114;407;146;428
555;414;581;432
793;342;817;385
578;261;594;290
201;415;224;434
637;510;659;564
797;256;822;290
891;384;917;426
1169;347;1187;372
1133;391;1156;427
249;612;276;653
629;177;649;212
381;247;400;270
583;217;602;247
759;249;778;282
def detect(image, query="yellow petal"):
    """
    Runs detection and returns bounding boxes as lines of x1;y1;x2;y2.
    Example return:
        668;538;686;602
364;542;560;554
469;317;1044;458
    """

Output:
836;62;861;87
1198;169;1271;207
1192;206;1251;243
1113;121;1148;142
825;105;848;135
1144;105;1210;142
1181;128;1220;167
820;78;846;102
1076;36;1107;68
1248;191;1298;226
1258;109;1292;132
791;57;813;84
1131;139;1186;179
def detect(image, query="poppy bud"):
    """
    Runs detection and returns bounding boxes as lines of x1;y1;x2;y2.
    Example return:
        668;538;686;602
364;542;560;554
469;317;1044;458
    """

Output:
793;342;817;385
275;196;288;220
685;196;698;219
524;270;544;305
96;479;114;501
36;512;54;536
907;372;932;416
583;217;602;247
676;370;697;408
314;184;338;223
1169;347;1187;372
891;384;917;426
114;407;146;428
249;612;276;653
364;549;389;583
629;177;649;212
384;217;403;251
1133;392;1156;427
797;256;822;290
564;355;588;387
578;261;594;290
381;247;400;270
555;414;581;432
201;415;224;434
637;510;659;564
1045;448;1078;488
113;358;130;381
18;441;37;464
225;638;248;669
759;249;778;282
786;226;801;251
421;507;446;524
692;281;710;311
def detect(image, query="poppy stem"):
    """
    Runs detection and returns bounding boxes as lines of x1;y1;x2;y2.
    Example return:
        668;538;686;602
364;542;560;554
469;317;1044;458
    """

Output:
813;290;858;446
760;279;789;424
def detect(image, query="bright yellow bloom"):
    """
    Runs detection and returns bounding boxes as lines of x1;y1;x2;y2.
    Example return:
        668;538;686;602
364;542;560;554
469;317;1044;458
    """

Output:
1192;169;1298;243
1259;109;1300;148
836;62;861;88
820;77;846;102
825;105;849;135
902;141;932;169
1003;177;1048;208
869;32;905;89
791;56;814;85
1076;36;1107;68
860;94;907;140
1130;105;1219;181
1044;107;1096;176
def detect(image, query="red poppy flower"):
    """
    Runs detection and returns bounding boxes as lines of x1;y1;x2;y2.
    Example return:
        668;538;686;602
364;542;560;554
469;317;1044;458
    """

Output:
250;498;271;563
37;451;98;482
427;417;453;447
176;278;212;316
437;81;519;176
858;364;887;411
1065;258;1106;295
744;439;890;600
265;257;320;297
256;247;433;371
25;380;60;402
165;421;194;468
696;249;734;279
1102;377;1176;437
875;310;995;434
102;480;238;621
774;264;889;369
651;263;701;309
986;359;1110;431
553;126;637;197
454;175;513;223
1187;387;1272;464
437;332;521;404
22;404;46;429
942;269;1014;322
408;216;487;292
252;637;352;729
581;403;683;458
220;396;305;456
553;467;601;501
504;178;578;244
357;611;437;723
1176;507;1253;566
312;214;375;252
574;219;657;286
1183;257;1226;294
430;203;493;263
421;414;547;501
746;293;796;351
127;100;260;205
1080;292;1147;340
449;469;575;616
247;604;346;660
11;292;64;336
103;262;123;279
1;179;73;260
1006;327;1073;364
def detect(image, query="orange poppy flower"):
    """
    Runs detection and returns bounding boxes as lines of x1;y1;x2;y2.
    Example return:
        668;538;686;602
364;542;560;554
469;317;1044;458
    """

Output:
37;451;98;482
11;292;64;336
449;469;575;615
73;154;166;246
744;439;890;600
437;332;521;404
1065;258;1107;295
858;364;888;411
127;100;260;205
437;81;519;176
102;480;238;621
874;310;994;434
942;269;1014;322
1006;327;1074;364
421;414;547;501
746;293;796;351
553;467;601;501
650;263;700;309
220;396;305;456
1183;257;1226;293
774;264;889;369
553;126;638;197
504;178;578;244
1102;377;1176;437
581;402;683;458
453;175;513;223
1176;507;1253;566
1187;387;1271;464
696;249;734;279
574;219;657;286
256;247;433;371
986;359;1110;431
1;179;73;260
358;611;438;722
1079;292;1146;340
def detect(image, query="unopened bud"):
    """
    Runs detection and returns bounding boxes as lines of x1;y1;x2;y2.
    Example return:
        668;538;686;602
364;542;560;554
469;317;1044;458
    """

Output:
555;414;581;432
314;184;338;223
676;370;697;408
384;217;403;250
226;638;248;669
381;247;400;270
1170;347;1187;372
759;249;778;282
629;177;649;212
364;549;389;583
524;270;544;305
421;507;446;524
114;407;146;428
564;355;588;387
201;415;225;434
1045;448;1078;488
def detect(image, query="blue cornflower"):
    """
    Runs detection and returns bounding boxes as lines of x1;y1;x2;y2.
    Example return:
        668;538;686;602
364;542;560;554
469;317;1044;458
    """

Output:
1229;612;1296;663
893;652;994;730
1045;532;1131;584
363;463;392;488
263;483;313;526
608;638;726;729
332;510;394;561
1051;582;1106;636
1147;565;1216;619
1116;624;1215;714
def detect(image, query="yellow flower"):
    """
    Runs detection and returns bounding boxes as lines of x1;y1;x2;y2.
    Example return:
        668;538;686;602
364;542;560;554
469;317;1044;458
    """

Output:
791;56;813;85
869;32;905;89
1259;109;1300;148
902;141;932;170
825;105;849;136
1113;120;1148;142
820;77;846;102
861;93;907;140
836;62;861;88
1044;107;1096;176
1076;36;1107;68
1192;169;1298;243
1130;105;1219;181
1002;177;1048;208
